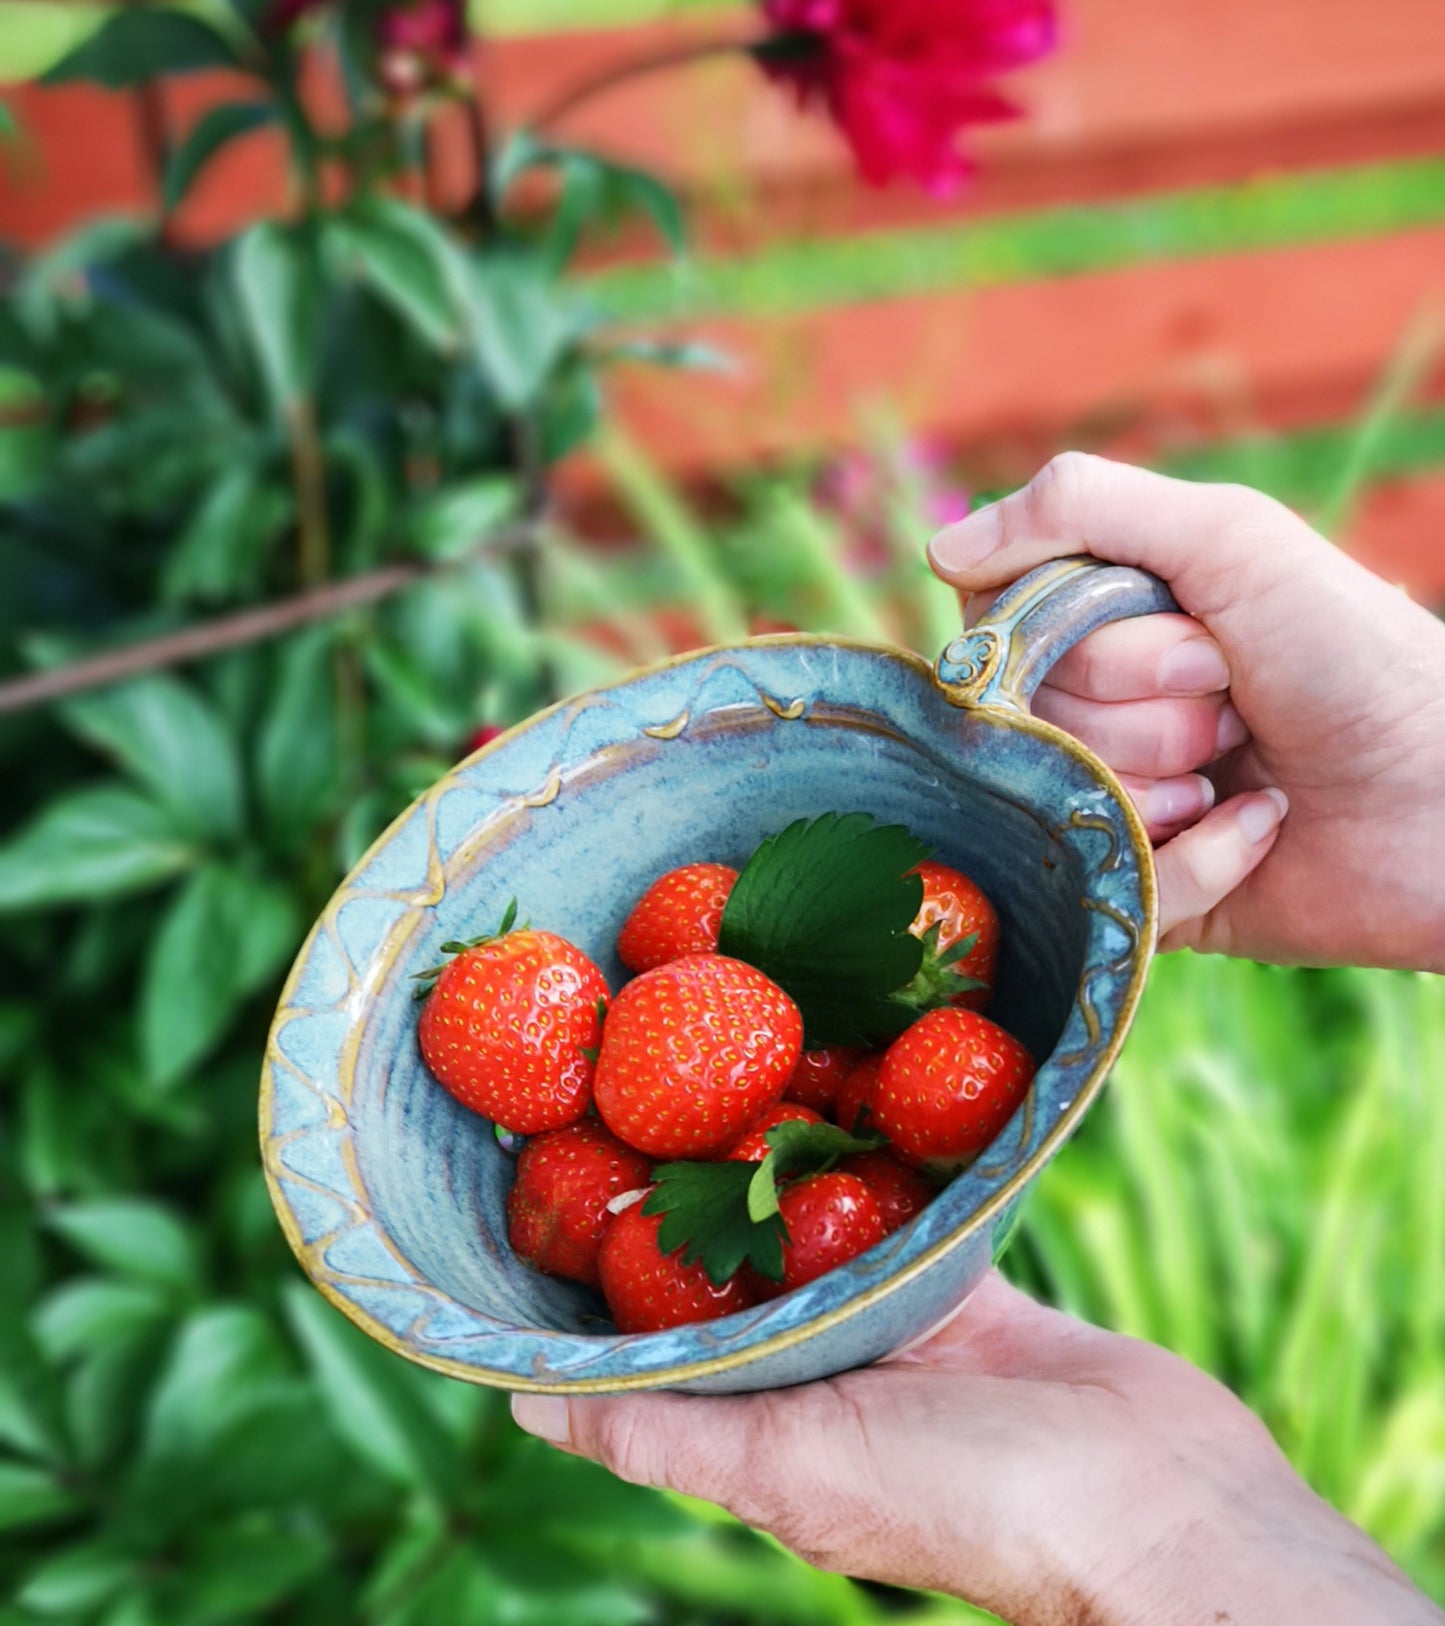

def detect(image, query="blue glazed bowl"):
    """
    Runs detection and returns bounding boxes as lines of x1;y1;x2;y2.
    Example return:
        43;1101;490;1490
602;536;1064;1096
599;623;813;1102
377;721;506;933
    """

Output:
261;558;1175;1393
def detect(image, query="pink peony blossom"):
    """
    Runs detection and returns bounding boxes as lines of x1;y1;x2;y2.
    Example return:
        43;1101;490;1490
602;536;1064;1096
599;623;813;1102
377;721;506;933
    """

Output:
759;0;1058;193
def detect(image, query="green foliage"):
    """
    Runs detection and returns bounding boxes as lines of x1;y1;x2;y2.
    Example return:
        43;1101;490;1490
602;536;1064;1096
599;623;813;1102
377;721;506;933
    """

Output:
4;15;1443;1625
718;813;930;1046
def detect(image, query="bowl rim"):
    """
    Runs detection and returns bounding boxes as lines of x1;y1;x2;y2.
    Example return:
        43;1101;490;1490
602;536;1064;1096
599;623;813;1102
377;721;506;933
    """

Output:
260;632;1157;1391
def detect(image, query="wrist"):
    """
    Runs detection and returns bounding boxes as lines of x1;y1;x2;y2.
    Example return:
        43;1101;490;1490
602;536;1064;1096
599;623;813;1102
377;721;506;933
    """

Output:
1102;1470;1442;1626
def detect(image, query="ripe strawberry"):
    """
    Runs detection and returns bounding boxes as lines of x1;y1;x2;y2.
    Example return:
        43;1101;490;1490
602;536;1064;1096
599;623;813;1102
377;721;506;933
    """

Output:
618;863;739;974
594;954;803;1159
752;1172;887;1299
417;930;608;1134
723;1102;824;1163
833;1053;884;1134
506;1120;652;1288
784;1046;861;1115
873;1008;1034;1167
599;1204;756;1333
909;860;999;1012
840;1150;935;1234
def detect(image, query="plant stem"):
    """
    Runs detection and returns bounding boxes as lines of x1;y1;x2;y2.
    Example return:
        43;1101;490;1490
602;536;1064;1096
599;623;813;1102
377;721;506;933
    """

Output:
0;527;538;716
288;398;332;588
525;35;766;135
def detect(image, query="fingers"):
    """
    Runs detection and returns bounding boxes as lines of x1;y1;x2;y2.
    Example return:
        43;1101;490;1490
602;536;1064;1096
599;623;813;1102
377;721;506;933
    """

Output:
928;451;1306;610
1041;614;1230;702
1116;772;1216;842
1155;790;1289;947
1031;687;1247;779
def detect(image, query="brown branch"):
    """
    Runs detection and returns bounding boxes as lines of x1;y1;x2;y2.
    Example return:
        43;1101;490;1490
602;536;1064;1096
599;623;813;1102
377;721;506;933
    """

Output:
524;35;764;136
0;525;539;717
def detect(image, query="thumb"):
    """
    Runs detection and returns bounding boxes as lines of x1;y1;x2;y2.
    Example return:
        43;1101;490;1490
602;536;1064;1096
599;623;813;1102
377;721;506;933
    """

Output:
926;452;1314;615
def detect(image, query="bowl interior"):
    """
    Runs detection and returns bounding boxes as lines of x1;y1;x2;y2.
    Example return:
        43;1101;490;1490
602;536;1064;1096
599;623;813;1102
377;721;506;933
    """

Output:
263;639;1149;1387
351;713;1088;1335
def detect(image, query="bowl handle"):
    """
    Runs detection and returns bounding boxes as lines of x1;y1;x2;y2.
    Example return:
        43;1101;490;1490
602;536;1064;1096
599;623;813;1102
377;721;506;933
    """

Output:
933;556;1179;712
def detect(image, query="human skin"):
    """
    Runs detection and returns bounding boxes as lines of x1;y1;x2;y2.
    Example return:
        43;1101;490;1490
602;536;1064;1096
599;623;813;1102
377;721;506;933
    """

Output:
514;457;1445;1623
929;455;1445;966
512;1274;1443;1626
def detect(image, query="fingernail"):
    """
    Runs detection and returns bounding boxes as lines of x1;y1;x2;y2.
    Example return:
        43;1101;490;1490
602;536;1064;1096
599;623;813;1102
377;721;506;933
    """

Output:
1215;701;1250;754
511;1394;571;1444
1145;774;1216;826
1236;788;1288;844
1159;638;1230;696
928;505;1003;576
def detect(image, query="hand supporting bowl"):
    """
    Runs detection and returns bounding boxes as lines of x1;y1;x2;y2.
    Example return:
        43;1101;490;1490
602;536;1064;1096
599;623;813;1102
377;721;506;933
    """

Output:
262;557;1176;1393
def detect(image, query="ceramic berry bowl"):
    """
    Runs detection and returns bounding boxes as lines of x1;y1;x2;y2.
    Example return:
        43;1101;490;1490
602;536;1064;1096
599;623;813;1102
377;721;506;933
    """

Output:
261;557;1175;1394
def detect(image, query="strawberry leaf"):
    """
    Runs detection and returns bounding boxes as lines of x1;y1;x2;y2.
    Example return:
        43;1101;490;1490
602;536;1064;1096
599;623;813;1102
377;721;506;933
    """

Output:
718;813;931;1047
747;1120;884;1222
643;1164;786;1286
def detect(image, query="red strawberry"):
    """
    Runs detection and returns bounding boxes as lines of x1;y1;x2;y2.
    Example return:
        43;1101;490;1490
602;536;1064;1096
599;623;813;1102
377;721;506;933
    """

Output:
834;1053;884;1134
723;1102;824;1163
618;863;739;974
506;1121;652;1288
840;1150;935;1234
910;860;999;1012
753;1172;887;1299
594;954;803;1159
784;1046;861;1115
599;1204;756;1333
417;930;608;1134
873;1008;1034;1167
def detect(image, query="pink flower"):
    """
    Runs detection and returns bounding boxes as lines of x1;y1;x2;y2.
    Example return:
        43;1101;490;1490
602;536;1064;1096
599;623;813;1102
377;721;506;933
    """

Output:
759;0;1057;193
376;0;469;98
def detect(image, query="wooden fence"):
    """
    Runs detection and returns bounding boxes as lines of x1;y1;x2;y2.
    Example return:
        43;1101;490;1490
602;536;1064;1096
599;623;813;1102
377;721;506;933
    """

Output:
4;0;1444;596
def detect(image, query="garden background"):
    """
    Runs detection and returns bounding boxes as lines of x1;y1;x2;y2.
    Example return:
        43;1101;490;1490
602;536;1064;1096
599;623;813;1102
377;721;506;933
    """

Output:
1;1;1443;1623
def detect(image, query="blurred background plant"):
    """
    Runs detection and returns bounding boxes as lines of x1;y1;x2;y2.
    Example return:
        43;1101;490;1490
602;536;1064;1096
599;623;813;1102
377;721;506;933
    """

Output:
1;0;1443;1622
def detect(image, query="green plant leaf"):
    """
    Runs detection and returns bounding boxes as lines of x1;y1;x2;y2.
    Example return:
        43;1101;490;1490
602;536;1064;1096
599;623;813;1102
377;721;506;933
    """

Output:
46;1199;200;1293
447;250;582;411
0;785;197;913
163;459;294;606
16;1540;137;1615
403;476;519;562
164;101;276;214
325;196;461;352
62;675;244;842
642;1164;786;1287
255;626;337;841
43;11;235;88
138;1306;285;1466
139;864;299;1087
718;813;930;1047
175;1521;331;1624
33;1278;173;1363
748;1120;885;1223
0;1314;71;1466
233;222;318;414
0;1461;84;1534
595;337;733;373
283;1285;463;1500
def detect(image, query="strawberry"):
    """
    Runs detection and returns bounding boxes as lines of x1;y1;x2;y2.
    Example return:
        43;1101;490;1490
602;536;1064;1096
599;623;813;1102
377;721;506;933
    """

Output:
417;929;608;1134
784;1046;861;1115
506;1120;652;1288
618;863;739;974
840;1150;936;1234
752;1172;887;1299
872;1007;1034;1167
594;954;803;1159
909;860;999;1012
599;1204;756;1333
833;1053;884;1134
723;1102;824;1163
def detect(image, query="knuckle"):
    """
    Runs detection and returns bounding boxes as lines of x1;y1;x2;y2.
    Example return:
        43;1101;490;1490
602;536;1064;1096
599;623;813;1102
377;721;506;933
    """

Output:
1027;451;1098;520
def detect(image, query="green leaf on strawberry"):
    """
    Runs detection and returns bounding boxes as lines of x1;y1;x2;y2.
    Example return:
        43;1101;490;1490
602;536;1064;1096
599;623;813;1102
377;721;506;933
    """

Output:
643;1162;786;1286
747;1119;883;1222
717;812;932;1047
643;1119;884;1285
